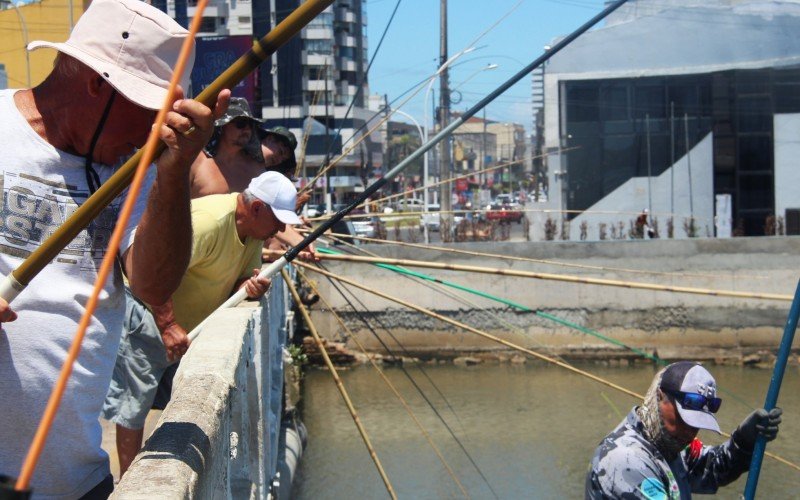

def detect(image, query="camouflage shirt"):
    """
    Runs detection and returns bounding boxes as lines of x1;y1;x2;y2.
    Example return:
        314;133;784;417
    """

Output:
585;407;752;499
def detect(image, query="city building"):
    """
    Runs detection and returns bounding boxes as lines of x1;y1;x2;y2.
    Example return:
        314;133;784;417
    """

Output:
452;115;527;203
184;0;378;205
0;0;84;89
540;0;800;239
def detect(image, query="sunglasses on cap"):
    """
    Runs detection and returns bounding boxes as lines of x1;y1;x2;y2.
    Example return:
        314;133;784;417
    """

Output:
663;389;722;413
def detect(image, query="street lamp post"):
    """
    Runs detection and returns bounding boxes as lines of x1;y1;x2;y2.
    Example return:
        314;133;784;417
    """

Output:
422;46;477;242
389;109;429;241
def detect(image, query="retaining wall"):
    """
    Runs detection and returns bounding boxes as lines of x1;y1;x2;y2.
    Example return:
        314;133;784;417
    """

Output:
308;237;800;361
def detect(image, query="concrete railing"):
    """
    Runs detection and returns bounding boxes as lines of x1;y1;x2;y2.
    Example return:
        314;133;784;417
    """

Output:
113;274;292;499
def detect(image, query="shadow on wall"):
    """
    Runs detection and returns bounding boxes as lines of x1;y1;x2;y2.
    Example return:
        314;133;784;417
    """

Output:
138;421;210;475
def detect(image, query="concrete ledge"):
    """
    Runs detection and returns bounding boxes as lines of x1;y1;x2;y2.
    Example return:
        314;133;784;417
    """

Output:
113;306;256;499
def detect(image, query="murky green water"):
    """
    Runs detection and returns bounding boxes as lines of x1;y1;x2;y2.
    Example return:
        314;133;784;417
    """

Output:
292;362;800;499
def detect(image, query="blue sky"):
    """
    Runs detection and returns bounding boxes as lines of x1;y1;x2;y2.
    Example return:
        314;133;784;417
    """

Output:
365;0;607;133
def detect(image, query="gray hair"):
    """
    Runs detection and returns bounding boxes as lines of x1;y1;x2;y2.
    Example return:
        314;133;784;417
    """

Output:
53;53;84;79
242;189;264;206
637;366;688;459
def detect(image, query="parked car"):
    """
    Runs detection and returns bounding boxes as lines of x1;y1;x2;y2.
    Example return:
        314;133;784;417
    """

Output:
419;204;464;232
394;198;425;212
494;193;513;205
485;202;524;224
352;216;378;238
419;204;441;232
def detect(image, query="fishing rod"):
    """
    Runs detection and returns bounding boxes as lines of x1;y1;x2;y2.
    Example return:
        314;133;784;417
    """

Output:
299;262;800;472
744;279;800;498
283;270;398;500
289;253;793;302
0;0;336;305
187;0;634;340
295;268;471;499
297;229;753;280
313;261;501;499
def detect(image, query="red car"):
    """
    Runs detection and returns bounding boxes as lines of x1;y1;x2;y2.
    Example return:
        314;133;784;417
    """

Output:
485;203;523;224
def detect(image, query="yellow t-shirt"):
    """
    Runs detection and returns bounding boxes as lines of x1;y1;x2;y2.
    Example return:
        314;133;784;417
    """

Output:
171;193;263;331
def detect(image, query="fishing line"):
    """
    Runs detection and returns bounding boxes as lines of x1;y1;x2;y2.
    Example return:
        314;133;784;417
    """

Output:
302;235;761;412
315;261;501;499
301;262;800;472
311;253;791;302
284;270;398;499
296;268;471;499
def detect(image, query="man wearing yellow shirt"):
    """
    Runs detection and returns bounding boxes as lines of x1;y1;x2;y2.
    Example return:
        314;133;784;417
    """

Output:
102;170;302;475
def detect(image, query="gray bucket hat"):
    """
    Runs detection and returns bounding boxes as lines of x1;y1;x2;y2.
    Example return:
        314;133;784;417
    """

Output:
215;97;262;127
259;126;298;176
204;97;263;158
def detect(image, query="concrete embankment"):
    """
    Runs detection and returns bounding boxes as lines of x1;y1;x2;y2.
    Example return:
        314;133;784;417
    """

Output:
308;237;800;363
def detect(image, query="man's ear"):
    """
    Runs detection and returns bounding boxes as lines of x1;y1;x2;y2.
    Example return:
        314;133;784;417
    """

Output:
87;74;106;98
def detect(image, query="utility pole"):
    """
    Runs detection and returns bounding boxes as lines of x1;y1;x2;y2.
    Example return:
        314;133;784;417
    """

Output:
482;107;487;189
646;113;652;216
438;0;453;241
324;59;332;213
670;101;675;217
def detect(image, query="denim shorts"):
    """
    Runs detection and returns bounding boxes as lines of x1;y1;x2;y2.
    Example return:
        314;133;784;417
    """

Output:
102;288;173;429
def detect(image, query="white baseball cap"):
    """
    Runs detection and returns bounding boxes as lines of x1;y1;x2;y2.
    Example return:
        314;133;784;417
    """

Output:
247;171;303;225
28;0;194;110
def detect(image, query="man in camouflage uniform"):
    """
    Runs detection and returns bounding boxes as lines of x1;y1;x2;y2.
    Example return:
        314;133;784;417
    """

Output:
586;361;783;499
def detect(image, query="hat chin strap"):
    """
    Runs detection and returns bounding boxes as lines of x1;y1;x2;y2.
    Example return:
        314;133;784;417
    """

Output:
84;90;118;194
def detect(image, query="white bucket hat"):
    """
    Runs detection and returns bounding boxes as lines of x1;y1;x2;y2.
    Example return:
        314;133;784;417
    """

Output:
28;0;194;110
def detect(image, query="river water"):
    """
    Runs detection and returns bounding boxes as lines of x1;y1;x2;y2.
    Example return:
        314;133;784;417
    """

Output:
292;362;800;499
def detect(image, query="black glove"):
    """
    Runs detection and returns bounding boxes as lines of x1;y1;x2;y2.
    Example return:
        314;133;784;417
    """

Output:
734;408;783;450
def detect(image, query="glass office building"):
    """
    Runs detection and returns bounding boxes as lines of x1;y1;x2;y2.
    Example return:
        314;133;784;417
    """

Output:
563;67;800;234
542;0;800;237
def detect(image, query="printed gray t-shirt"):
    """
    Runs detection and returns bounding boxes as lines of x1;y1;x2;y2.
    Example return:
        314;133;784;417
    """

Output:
0;89;152;499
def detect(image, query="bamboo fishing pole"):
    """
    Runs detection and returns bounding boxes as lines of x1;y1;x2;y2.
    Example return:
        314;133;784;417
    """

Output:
296;229;758;280
282;269;398;500
186;0;633;341
296;268;471;499
298;262;800;472
0;0;335;304
304;253;793;302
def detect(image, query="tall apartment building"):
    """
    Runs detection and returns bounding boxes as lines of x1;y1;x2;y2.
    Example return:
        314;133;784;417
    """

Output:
184;0;379;205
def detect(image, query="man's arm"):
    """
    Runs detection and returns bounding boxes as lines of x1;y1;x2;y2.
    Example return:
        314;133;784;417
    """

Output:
125;91;230;305
686;408;783;493
150;299;190;362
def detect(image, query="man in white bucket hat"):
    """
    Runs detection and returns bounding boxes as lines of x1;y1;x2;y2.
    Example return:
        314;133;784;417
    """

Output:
0;0;230;497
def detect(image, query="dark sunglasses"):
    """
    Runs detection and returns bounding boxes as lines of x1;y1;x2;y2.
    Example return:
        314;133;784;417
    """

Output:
232;118;251;129
664;389;722;413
